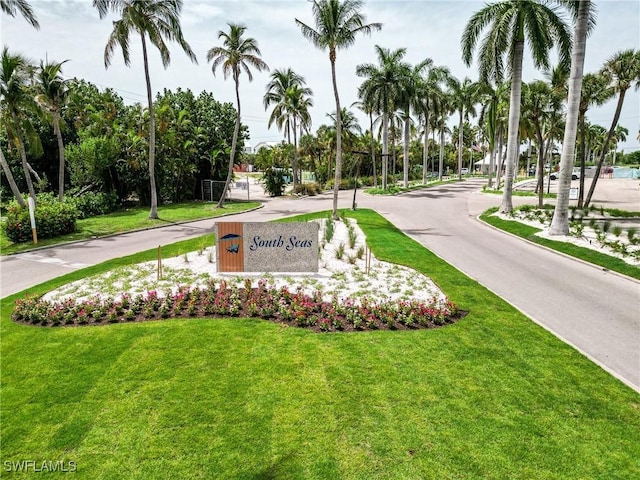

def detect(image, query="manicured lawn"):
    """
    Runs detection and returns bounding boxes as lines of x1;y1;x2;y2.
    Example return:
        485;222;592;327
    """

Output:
0;201;261;255
480;207;640;280
1;210;638;479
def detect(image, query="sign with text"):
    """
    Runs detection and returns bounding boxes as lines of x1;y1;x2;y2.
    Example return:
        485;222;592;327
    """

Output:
215;222;319;272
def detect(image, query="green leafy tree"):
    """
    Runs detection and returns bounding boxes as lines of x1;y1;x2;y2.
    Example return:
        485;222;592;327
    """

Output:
207;23;269;208
550;0;597;234
296;0;381;218
1;47;41;205
94;0;197;218
584;49;640;207
356;46;406;190
35;59;71;201
462;0;572;212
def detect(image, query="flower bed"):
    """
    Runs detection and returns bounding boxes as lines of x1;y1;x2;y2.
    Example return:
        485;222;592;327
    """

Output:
13;279;463;332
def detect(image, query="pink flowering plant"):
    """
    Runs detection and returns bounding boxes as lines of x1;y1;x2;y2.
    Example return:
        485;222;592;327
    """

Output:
12;279;462;332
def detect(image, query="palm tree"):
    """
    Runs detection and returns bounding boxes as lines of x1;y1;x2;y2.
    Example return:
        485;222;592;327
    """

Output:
0;47;40;206
356;46;406;190
448;76;479;180
263;68;312;188
351;99;378;187
415;65;449;184
296;0;381;219
584;49;640;208
208;23;268;208
1;0;39;28
93;0;197;219
549;0;596;235
462;0;572;213
35;59;71;201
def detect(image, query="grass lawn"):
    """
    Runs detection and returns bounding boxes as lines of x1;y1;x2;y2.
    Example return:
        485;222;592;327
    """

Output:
480;207;640;280
0;201;261;255
1;210;638;479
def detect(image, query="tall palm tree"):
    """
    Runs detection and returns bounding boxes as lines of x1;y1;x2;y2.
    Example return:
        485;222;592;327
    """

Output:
296;0;381;219
462;0;572;213
549;0;596;235
351;99;378;187
208;23;268;209
35;59;71;201
397;59;431;187
584;49;640;208
416;65;449;184
286;84;313;189
448;76;479;180
0;47;39;206
93;0;197;219
356;46;406;190
0;0;39;28
263;68;312;188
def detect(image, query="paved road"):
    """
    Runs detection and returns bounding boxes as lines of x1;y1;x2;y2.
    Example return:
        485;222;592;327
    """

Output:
1;179;638;391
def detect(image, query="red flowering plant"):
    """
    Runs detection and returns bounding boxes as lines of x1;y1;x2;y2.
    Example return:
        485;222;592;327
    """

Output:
12;279;462;331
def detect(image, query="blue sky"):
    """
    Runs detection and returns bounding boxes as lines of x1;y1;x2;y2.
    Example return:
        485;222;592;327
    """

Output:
2;0;639;152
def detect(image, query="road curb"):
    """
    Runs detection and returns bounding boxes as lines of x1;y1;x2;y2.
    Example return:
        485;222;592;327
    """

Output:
476;213;640;285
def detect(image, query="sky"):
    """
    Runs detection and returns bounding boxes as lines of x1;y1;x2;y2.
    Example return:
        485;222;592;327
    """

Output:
2;0;639;152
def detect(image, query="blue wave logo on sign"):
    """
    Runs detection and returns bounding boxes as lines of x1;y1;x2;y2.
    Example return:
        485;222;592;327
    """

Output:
219;233;242;254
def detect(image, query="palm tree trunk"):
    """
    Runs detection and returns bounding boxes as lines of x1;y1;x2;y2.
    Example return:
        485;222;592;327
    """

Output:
218;74;241;209
382;112;388;190
583;90;626;208
292;116;299;190
495;132;505;189
0;147;26;207
141;34;159;219
53;112;66;202
438;126;445;181
488;147;495;188
422;110;429;184
11;112;36;201
330;54;342;219
369;112;377;187
403;110;410;187
550;0;590;235
499;39;524;213
577;112;587;207
535;130;545;209
457;109;463;179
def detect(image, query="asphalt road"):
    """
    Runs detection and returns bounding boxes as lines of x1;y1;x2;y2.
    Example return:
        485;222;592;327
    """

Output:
1;179;638;391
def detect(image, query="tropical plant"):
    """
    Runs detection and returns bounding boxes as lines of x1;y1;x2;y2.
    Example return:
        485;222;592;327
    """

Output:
296;0;381;219
448;76;479;180
34;59;71;201
0;0;39;28
0;46;41;205
93;0;197;219
207;23;269;208
356;46;406;190
263;68;313;188
462;0;572;213
584;49;640;207
549;0;597;235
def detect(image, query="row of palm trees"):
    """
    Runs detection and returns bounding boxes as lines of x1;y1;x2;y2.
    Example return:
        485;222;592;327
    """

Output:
3;0;638;236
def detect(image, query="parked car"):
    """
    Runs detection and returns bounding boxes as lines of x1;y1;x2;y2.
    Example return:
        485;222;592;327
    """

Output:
460;168;469;175
549;169;580;181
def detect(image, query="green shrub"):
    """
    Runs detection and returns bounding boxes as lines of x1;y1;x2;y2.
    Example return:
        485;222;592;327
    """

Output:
261;167;288;196
293;182;321;196
325;177;359;190
4;200;78;243
66;191;119;219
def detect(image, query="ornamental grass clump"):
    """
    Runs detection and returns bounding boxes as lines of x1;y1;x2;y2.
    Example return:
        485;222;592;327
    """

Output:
12;282;461;332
